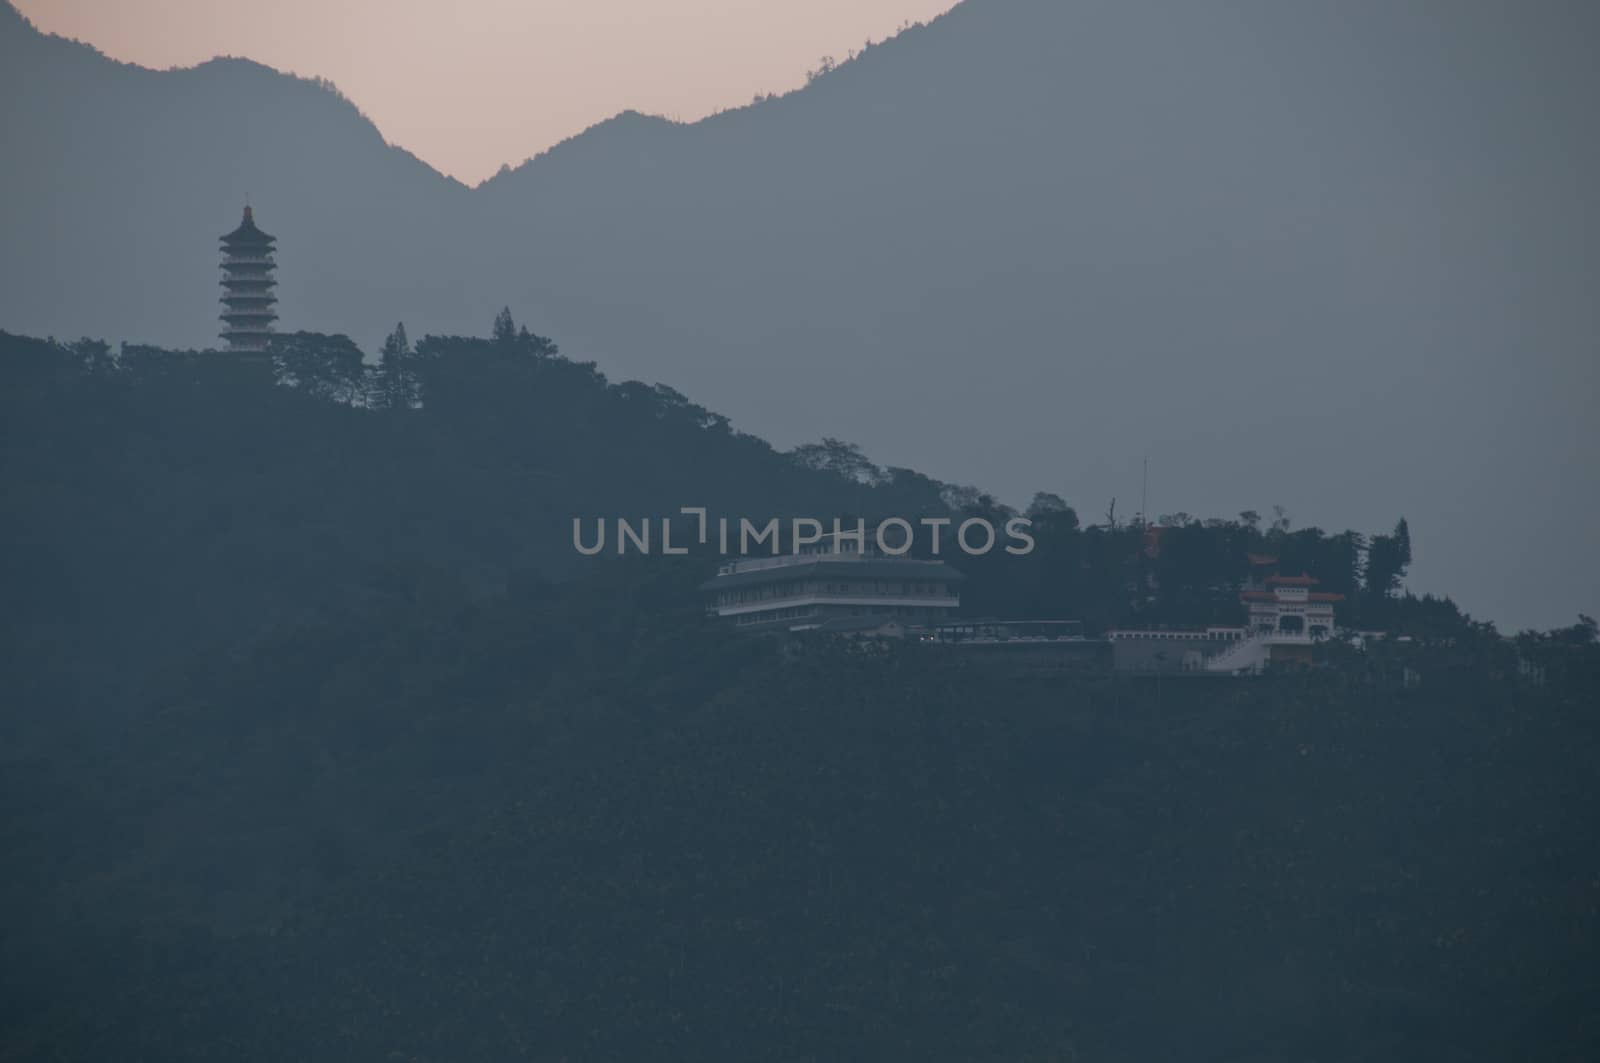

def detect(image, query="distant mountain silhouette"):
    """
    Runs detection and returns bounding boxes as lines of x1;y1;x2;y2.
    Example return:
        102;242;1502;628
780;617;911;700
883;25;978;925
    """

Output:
1;0;1596;629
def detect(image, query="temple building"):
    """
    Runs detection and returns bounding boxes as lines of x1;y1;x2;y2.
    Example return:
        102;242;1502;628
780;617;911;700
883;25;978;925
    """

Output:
1242;572;1342;640
1109;555;1345;675
219;206;277;351
701;540;964;634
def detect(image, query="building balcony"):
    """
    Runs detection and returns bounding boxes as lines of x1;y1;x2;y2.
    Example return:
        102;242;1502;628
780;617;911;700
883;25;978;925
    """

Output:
711;593;961;618
718;551;883;576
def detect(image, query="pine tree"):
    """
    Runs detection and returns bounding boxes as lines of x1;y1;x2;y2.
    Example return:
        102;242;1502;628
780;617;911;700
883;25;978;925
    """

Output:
378;322;415;410
492;307;516;344
1364;517;1414;612
380;322;410;362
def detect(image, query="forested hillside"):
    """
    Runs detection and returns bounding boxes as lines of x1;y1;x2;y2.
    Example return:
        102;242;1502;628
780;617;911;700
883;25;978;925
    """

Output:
1;322;1483;715
0;323;941;711
3;561;1597;1060
3;325;1598;1060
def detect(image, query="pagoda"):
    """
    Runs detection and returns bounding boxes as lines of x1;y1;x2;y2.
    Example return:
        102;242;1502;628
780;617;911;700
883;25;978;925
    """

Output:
219;205;277;351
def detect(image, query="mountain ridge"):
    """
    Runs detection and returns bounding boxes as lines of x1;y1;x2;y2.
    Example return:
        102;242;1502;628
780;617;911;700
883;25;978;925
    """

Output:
1;0;1596;630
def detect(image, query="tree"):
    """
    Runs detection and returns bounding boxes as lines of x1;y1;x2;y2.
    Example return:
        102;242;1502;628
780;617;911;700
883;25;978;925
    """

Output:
805;55;837;84
1365;517;1414;606
380;322;410;362
1026;492;1068;518
73;337;115;375
1026;492;1079;534
877;466;949;515
790;437;881;484
1548;613;1598;646
492;307;516;344
270;331;367;404
377;322;416;410
515;324;558;357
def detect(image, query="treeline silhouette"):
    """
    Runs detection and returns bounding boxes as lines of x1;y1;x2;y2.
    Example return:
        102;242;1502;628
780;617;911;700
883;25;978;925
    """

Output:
1;315;1513;708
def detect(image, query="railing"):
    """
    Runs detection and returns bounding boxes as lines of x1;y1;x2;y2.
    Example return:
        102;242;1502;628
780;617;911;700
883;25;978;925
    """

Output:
711;593;960;618
1204;632;1270;674
718;553;822;575
1106;629;1243;641
719;548;890;575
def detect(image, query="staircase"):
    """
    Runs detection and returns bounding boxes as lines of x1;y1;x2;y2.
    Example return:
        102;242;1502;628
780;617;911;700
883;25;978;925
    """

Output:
1204;632;1270;675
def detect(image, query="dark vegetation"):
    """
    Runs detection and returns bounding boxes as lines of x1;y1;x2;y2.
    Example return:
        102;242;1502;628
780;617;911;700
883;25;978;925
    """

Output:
0;318;1480;707
2;324;1597;1060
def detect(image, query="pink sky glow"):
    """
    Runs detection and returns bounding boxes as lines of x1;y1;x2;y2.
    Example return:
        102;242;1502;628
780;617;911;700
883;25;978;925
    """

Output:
16;0;959;185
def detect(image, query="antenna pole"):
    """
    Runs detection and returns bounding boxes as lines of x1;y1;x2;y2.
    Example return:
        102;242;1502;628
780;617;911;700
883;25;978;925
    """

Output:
1142;456;1148;526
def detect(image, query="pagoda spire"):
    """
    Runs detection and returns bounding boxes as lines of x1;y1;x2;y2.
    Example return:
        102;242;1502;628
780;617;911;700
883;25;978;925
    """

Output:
219;204;277;352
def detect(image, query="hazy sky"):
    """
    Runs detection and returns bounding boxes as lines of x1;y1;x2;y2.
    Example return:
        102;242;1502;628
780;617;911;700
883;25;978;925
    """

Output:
15;0;958;184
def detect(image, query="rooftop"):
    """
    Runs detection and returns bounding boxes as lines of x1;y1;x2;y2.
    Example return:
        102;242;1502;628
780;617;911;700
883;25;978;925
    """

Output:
220;206;276;246
700;555;965;592
1242;590;1345;603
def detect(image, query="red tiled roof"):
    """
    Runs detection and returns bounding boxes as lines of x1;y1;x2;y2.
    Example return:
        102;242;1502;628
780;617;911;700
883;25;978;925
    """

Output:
1267;572;1319;585
1241;589;1345;603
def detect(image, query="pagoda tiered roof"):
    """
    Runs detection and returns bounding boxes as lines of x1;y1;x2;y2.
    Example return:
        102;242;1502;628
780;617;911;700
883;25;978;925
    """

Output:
220;206;276;246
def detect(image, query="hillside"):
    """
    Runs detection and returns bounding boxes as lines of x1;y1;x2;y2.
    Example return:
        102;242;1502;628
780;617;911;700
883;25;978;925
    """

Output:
3;323;1599;1058
5;2;1600;1055
1;323;1474;718
4;549;1598;1060
0;326;952;713
1;0;1595;629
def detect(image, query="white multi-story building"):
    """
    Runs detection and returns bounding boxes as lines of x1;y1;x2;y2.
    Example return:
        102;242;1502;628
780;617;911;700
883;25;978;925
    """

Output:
700;541;964;633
